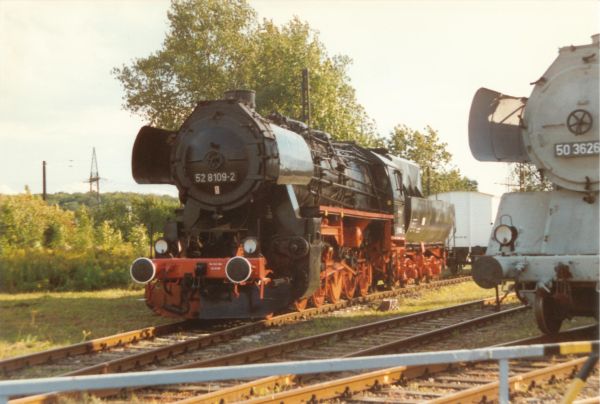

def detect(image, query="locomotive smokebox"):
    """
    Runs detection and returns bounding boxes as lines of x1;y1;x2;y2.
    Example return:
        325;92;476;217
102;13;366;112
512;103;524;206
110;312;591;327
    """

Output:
470;35;599;192
132;93;314;211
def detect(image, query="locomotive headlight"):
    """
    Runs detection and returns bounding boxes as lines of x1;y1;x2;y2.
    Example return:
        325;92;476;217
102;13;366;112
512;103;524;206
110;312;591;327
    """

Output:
154;239;169;255
494;224;516;246
242;237;258;254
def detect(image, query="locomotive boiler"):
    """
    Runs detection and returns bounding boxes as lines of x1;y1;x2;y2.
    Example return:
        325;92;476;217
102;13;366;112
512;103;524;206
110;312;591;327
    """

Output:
129;90;454;319
469;35;599;333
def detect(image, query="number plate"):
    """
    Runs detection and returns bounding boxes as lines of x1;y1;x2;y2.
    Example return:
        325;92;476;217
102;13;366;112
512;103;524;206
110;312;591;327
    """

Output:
194;172;237;183
554;141;600;157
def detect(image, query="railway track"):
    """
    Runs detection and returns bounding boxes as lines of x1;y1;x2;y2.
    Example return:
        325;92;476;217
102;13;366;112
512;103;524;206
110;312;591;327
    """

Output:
1;320;239;380
1;277;469;381
350;354;598;403
3;277;471;402
195;325;596;404
120;296;526;402
496;324;599;347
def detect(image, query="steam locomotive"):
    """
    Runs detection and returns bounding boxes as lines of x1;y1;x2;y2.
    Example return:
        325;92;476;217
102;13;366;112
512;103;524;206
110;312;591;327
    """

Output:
469;35;599;333
129;90;454;319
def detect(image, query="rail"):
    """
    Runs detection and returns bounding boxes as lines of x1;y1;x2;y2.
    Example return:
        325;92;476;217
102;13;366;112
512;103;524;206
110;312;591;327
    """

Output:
2;276;471;379
0;341;596;404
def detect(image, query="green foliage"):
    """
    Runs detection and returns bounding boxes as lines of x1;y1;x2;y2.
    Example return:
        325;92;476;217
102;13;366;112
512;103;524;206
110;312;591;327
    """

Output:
386;125;478;196
0;194;75;250
0;193;178;292
47;192;179;242
112;0;379;145
46;192;100;212
73;207;94;250
0;248;134;292
95;221;123;250
113;0;257;130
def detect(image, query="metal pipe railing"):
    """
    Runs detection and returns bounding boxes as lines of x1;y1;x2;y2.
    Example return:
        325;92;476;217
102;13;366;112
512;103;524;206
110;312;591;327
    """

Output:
0;341;596;404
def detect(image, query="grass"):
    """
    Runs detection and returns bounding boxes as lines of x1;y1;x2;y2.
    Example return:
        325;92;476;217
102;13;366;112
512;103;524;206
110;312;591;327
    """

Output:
0;281;494;360
411;308;596;353
281;281;499;339
0;289;174;359
471;310;595;345
3;280;593;361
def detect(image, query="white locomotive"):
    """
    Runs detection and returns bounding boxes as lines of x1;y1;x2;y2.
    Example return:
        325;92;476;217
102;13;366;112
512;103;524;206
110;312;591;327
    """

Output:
469;34;599;334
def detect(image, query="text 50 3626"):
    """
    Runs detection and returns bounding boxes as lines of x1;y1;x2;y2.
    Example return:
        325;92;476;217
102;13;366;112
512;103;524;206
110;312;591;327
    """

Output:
554;141;600;158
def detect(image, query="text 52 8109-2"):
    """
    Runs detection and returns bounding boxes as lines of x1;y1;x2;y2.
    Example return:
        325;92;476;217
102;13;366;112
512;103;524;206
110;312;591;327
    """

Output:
194;172;237;183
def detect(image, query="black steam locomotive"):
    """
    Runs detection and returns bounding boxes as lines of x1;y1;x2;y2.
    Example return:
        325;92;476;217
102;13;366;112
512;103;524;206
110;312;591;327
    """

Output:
130;90;454;319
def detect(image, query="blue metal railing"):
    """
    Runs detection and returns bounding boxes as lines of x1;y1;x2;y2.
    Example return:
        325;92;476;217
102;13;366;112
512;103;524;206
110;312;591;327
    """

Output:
0;341;596;404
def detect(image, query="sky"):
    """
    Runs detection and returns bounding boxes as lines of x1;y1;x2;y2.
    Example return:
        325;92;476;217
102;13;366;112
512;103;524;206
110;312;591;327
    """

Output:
0;0;598;197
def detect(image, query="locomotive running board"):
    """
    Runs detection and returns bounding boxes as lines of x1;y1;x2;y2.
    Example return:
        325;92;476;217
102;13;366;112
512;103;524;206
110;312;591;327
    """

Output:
320;205;394;220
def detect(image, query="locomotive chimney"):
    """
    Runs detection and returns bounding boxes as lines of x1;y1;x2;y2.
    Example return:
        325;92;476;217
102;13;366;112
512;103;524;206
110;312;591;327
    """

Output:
592;33;599;45
224;89;256;109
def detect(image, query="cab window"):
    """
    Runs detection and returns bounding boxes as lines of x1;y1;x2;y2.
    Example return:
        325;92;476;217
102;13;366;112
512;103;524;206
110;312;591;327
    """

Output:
394;171;403;193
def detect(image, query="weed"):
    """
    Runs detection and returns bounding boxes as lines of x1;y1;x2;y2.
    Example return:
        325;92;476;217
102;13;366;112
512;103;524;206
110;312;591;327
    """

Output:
30;309;38;326
81;330;92;341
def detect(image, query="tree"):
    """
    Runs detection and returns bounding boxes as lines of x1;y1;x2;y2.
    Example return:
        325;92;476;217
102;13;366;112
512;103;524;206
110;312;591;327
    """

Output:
508;163;553;192
113;0;256;130
386;125;477;196
112;0;378;145
132;195;179;241
91;198;138;242
249;17;379;145
0;194;76;250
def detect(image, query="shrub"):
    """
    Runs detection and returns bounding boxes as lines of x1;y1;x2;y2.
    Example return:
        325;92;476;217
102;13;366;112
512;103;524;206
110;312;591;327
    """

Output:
0;193;164;292
0;247;140;292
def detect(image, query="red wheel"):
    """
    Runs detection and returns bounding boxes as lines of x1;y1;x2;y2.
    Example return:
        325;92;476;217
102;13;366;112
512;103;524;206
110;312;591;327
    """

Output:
310;286;326;307
403;257;417;281
341;270;357;299
356;263;372;297
293;298;308;311
326;271;343;303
